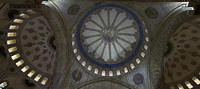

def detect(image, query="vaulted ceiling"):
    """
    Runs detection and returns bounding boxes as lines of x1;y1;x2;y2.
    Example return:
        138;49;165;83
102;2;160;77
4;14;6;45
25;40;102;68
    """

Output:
0;1;200;89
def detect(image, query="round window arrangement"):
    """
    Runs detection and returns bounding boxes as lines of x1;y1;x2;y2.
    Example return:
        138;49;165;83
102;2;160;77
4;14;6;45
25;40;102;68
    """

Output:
72;4;149;76
6;10;55;86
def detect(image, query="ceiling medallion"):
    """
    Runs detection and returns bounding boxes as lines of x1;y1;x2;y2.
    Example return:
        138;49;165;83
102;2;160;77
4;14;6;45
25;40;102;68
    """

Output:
72;4;149;76
68;4;80;15
145;7;158;19
133;73;144;85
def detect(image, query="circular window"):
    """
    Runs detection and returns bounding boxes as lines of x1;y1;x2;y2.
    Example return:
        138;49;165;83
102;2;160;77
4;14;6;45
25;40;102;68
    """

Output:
72;4;149;76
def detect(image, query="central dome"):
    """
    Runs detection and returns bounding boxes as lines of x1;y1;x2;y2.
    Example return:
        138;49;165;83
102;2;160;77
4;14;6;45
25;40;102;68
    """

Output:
81;5;139;63
72;3;149;76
